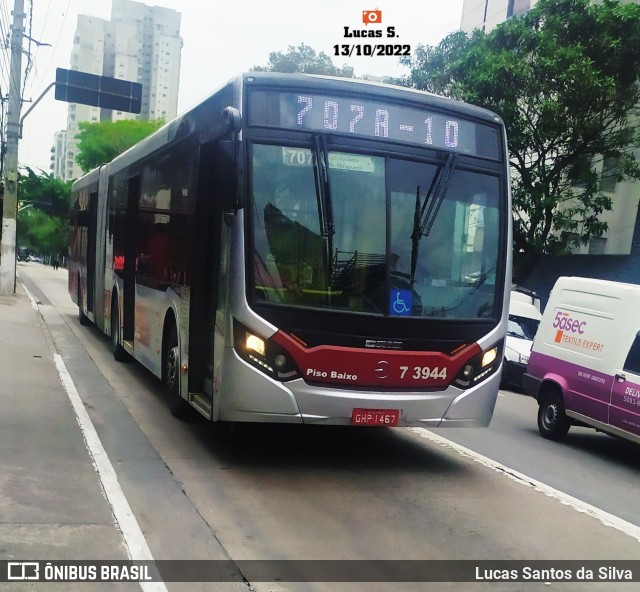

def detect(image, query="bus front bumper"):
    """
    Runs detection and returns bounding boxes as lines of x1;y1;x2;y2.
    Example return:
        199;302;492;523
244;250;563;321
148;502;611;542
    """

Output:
291;371;500;427
220;351;500;427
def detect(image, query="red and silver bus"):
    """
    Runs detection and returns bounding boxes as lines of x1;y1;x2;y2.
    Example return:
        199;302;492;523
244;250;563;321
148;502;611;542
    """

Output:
69;72;512;427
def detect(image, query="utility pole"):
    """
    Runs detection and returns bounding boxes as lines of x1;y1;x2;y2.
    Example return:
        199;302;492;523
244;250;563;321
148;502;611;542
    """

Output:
0;0;25;295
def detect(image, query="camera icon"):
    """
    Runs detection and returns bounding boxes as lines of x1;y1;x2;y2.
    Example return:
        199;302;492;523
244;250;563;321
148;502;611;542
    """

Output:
362;9;382;25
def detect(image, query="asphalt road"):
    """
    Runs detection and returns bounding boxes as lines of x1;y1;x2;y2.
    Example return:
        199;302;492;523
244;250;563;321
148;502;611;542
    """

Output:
15;261;640;592
437;384;640;528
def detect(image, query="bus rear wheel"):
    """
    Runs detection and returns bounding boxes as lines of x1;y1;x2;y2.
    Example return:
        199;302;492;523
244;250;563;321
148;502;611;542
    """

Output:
78;280;90;326
163;324;191;419
110;298;128;362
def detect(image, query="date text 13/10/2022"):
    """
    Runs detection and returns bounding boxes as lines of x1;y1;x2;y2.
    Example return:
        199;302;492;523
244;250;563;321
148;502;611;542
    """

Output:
335;26;410;57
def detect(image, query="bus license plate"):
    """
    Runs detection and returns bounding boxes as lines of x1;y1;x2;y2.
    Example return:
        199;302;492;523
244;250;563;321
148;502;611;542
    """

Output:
352;409;400;426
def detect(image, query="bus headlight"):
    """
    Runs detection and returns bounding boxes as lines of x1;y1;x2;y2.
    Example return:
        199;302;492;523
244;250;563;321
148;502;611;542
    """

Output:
233;320;301;381
452;341;503;389
246;333;266;357
482;347;497;367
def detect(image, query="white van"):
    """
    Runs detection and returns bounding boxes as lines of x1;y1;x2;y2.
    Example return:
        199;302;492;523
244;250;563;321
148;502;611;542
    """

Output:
523;277;640;444
501;292;542;388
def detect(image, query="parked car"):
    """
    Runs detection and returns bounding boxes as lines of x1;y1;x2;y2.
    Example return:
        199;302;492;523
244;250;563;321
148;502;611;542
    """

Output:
501;291;542;389
524;276;640;445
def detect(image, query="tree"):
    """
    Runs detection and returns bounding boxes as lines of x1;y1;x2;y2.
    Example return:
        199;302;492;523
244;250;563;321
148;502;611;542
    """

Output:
400;0;640;280
17;168;72;259
19;167;72;218
19;209;68;260
252;43;355;78
75;119;164;174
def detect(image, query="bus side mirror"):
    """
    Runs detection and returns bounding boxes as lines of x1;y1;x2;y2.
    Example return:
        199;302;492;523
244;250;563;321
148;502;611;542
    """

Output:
214;139;245;210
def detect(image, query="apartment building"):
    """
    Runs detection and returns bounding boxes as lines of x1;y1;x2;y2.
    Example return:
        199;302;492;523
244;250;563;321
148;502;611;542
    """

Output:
49;131;67;179
54;0;182;181
461;0;533;33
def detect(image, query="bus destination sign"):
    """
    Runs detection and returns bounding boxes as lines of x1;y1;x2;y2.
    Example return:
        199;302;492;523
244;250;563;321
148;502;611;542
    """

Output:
248;89;500;158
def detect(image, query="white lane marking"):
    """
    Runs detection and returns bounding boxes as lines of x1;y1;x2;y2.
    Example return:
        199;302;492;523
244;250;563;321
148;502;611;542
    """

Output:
54;354;168;592
411;427;640;544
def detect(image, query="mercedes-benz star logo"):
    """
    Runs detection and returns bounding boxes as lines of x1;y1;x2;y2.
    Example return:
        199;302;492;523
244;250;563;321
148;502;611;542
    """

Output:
374;360;390;379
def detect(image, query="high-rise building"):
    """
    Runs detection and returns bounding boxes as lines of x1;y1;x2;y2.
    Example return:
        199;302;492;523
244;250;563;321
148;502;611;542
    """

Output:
50;130;67;179
58;0;182;181
108;0;182;122
461;0;533;34
460;0;640;257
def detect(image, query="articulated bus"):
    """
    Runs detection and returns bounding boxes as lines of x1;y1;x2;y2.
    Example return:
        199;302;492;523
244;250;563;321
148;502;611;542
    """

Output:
69;72;512;427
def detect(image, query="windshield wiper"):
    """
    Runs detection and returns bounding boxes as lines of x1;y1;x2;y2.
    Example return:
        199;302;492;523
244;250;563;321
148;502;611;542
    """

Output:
313;135;335;289
410;152;458;285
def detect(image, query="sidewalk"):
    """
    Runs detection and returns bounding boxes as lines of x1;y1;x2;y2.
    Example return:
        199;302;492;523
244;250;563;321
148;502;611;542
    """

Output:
0;282;134;588
3;267;246;592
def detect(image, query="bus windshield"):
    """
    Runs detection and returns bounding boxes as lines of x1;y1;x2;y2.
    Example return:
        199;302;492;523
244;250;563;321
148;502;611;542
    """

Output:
251;142;501;320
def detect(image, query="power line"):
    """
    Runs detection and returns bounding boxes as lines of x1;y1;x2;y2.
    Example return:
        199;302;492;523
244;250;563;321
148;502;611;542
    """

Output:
0;2;14;84
32;0;74;97
21;0;32;98
23;0;52;97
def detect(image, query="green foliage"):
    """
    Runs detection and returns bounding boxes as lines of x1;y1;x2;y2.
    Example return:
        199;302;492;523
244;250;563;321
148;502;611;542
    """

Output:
75;119;165;174
19;167;72;218
252;43;355;78
400;0;640;280
17;168;72;258
18;209;68;259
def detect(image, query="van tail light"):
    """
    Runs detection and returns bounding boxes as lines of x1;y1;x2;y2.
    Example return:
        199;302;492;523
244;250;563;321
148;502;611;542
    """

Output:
453;340;503;389
233;320;301;381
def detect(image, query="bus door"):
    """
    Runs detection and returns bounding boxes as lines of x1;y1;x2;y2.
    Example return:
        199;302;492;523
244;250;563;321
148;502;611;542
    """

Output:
123;175;140;344
187;140;224;413
86;191;98;314
210;219;231;413
188;138;236;418
190;213;229;404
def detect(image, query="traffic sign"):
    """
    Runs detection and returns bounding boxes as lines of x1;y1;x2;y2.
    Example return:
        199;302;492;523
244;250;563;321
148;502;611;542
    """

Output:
55;68;142;114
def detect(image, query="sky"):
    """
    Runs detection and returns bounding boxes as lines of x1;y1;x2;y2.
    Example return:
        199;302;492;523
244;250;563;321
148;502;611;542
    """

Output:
13;0;466;173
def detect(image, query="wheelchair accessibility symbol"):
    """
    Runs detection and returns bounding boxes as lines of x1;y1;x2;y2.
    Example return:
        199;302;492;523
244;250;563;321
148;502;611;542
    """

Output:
390;290;413;316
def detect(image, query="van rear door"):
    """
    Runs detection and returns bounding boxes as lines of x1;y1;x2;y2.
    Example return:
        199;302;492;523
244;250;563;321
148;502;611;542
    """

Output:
609;331;640;437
